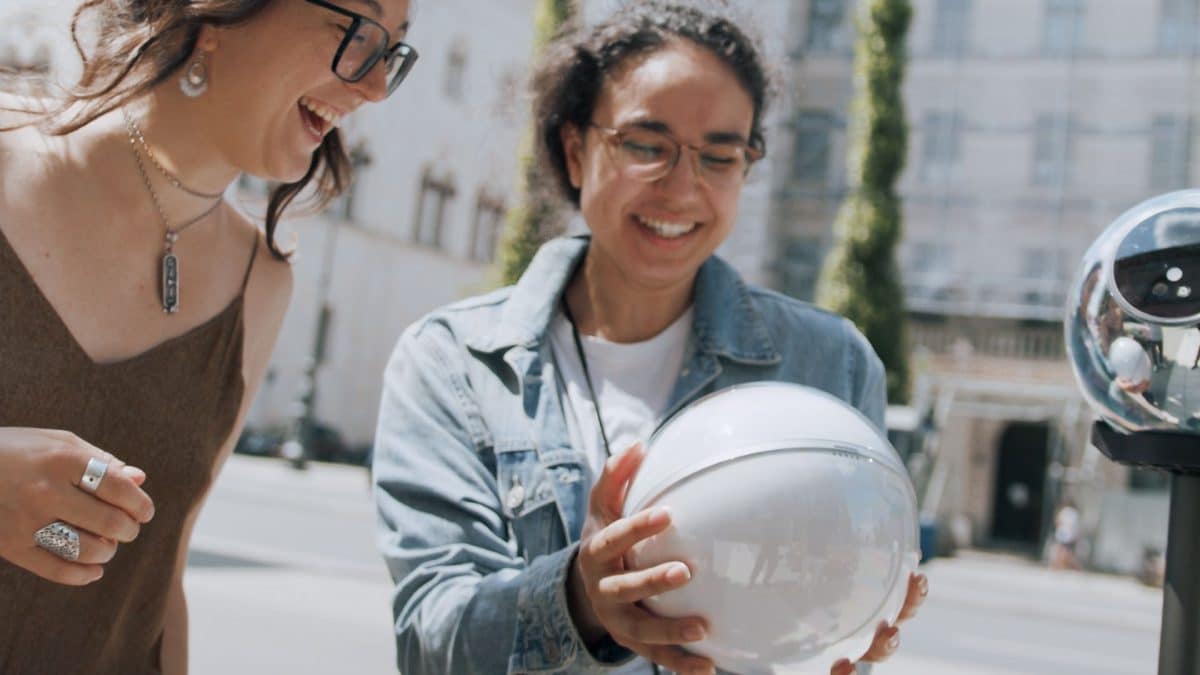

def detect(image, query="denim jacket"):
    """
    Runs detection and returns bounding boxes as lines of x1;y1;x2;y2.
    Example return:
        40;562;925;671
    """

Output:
372;236;886;674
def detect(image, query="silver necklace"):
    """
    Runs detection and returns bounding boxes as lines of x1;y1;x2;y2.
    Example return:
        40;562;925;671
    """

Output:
125;114;225;199
123;112;223;314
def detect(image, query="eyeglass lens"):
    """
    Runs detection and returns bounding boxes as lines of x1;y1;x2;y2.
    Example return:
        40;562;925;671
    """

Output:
614;127;750;187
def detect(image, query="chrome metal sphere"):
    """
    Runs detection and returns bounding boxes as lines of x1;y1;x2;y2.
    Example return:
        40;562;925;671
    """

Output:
622;382;920;674
1067;189;1200;433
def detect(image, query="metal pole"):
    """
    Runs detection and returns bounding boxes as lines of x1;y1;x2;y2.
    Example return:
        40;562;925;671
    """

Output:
1159;472;1200;675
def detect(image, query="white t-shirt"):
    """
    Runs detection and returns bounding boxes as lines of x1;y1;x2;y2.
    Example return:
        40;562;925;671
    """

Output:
549;306;695;477
549;306;691;672
549;306;694;675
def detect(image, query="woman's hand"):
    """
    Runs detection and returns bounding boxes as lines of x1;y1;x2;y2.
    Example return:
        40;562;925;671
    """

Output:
566;443;716;675
830;572;929;674
0;428;155;585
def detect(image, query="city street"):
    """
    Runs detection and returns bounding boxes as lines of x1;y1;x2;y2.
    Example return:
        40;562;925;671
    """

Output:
187;456;1162;674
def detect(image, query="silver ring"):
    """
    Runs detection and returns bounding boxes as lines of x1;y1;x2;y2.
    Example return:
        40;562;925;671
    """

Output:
80;458;108;494
34;521;81;561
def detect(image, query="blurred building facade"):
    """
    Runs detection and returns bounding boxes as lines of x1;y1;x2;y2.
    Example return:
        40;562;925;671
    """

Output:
3;0;1193;573
775;0;1195;571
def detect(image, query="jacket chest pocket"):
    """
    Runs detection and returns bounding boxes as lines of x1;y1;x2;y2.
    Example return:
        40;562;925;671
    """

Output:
496;445;589;562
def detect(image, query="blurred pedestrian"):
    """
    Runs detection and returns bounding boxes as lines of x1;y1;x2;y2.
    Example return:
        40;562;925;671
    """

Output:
372;3;926;674
0;1;416;672
1051;500;1082;570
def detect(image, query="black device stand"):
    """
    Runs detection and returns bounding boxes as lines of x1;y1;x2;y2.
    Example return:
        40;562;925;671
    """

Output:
1091;422;1200;675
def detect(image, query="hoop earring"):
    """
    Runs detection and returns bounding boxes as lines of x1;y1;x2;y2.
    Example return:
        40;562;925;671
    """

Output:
180;53;208;98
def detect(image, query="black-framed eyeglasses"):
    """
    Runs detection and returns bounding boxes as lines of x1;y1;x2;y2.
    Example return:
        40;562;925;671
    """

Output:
304;0;419;96
588;122;763;190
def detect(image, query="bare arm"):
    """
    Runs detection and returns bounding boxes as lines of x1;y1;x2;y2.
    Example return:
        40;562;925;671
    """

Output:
159;235;292;675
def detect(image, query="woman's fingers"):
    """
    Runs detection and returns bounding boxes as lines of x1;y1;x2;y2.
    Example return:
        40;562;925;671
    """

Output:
610;604;708;646
50;439;154;524
640;644;715;675
589;443;645;522
72;531;119;565
582;506;671;568
597;559;692;603
54;488;141;543
897;573;928;623
830;659;857;675
858;622;901;663
7;546;104;586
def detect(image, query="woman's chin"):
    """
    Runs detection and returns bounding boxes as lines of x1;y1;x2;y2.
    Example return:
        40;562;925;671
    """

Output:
261;157;313;186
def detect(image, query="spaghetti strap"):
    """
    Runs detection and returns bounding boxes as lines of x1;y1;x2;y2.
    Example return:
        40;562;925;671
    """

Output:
239;231;260;293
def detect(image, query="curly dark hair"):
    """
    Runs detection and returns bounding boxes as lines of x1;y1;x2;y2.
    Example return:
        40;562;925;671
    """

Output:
531;0;772;207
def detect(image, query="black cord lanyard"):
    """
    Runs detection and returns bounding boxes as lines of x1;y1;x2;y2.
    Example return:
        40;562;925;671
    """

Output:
561;298;665;675
561;297;614;459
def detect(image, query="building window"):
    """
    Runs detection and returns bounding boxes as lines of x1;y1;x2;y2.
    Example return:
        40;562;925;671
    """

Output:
413;168;456;248
1158;0;1197;55
1032;114;1072;187
932;0;971;57
471;190;507;263
1019;248;1066;307
805;0;848;54
791;110;836;186
1150;115;1192;190
444;42;467;102
1020;248;1061;281
920;111;964;184
904;241;955;303
1042;0;1084;56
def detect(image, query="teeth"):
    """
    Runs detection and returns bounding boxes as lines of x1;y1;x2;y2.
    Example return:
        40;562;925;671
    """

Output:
636;215;697;238
299;96;341;129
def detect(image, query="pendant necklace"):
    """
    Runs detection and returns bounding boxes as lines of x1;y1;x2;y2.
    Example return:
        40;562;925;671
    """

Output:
123;111;224;313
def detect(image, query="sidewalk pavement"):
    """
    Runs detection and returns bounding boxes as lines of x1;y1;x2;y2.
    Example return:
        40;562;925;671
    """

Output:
186;456;1161;675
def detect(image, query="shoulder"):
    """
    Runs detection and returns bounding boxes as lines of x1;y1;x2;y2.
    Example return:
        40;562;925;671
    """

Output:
405;285;513;344
745;283;884;374
746;285;862;346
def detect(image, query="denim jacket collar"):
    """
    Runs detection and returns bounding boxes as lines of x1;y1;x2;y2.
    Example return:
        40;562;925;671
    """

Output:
465;235;781;365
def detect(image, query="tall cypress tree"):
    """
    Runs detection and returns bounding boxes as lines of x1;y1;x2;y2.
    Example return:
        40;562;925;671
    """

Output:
815;0;912;403
498;0;575;286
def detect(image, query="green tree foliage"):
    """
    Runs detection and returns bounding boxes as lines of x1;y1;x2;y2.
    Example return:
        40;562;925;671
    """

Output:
816;0;913;403
498;0;575;286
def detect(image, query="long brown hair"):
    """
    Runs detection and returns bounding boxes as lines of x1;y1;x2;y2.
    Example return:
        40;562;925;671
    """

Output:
3;0;352;260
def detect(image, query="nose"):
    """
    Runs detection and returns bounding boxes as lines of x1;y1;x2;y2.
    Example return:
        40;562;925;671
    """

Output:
655;146;705;197
350;59;390;103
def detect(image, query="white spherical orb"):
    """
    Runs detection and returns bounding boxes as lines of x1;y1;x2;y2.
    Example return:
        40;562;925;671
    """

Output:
622;383;920;675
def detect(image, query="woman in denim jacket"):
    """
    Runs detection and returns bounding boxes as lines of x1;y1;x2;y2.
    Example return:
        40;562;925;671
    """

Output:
373;3;926;673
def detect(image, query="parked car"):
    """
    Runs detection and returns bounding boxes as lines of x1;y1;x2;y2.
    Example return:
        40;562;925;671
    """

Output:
234;422;368;467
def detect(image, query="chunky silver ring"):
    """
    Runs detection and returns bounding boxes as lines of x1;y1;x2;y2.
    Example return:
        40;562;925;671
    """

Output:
80;458;108;494
34;521;81;561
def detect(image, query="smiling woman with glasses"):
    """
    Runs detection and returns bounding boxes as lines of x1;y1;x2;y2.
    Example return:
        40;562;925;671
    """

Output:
372;2;926;675
0;1;416;673
304;0;419;95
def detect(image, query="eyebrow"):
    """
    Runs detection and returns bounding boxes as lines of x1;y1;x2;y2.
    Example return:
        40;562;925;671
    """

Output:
344;0;410;34
629;119;749;145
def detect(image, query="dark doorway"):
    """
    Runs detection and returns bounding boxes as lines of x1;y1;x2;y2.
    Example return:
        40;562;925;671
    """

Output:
989;422;1050;547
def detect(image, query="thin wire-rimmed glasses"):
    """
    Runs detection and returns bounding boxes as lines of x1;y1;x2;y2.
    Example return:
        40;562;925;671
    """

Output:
588;122;764;190
304;0;419;96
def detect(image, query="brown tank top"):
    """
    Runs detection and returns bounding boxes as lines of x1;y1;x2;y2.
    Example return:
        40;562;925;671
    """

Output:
0;227;256;674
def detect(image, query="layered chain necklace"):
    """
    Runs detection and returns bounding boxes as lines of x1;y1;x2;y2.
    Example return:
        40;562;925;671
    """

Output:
123;111;224;313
